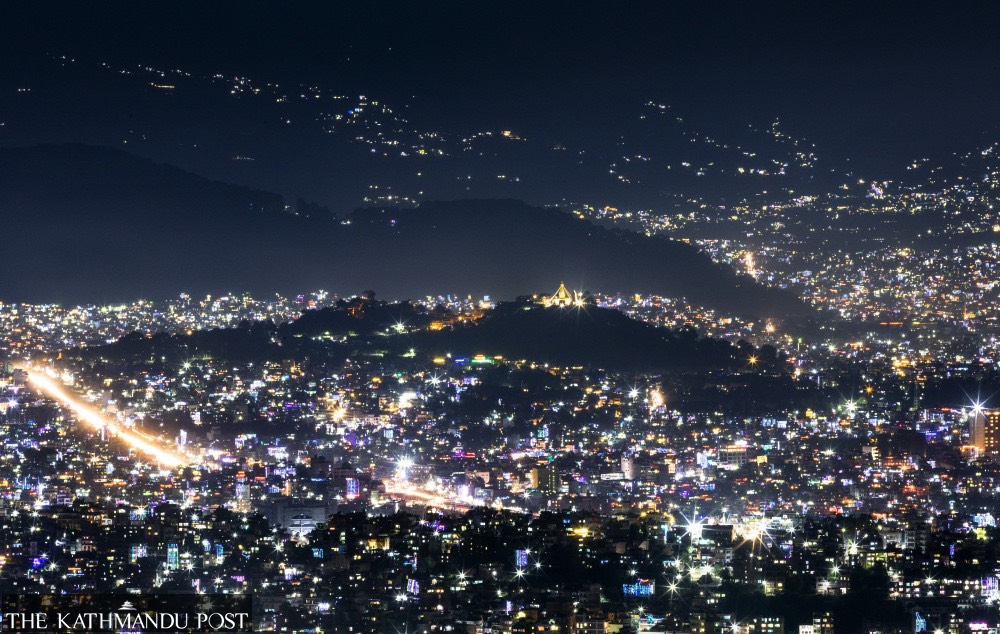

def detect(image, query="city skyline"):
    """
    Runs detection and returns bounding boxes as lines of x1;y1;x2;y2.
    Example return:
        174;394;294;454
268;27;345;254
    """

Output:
3;3;1000;633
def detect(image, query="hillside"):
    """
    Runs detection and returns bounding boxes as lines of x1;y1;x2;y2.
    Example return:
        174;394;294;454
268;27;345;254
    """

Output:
407;302;745;370
73;300;766;373
0;144;805;319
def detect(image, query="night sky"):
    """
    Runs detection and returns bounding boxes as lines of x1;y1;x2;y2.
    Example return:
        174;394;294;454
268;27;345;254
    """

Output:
4;1;1000;169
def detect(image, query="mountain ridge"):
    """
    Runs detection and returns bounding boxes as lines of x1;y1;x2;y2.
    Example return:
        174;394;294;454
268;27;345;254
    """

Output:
0;143;807;320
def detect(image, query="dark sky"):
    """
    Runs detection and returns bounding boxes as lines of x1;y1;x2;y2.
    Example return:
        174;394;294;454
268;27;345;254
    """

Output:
4;0;1000;161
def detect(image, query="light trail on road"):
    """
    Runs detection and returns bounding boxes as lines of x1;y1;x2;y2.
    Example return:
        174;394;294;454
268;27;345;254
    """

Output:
381;481;475;511
24;368;188;468
381;482;528;514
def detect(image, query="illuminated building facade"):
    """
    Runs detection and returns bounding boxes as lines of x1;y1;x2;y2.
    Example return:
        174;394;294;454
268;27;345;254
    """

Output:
985;410;1000;460
542;282;581;308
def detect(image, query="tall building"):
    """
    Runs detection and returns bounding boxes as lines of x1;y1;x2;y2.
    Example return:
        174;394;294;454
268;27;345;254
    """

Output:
621;454;635;480
970;410;986;452
985;410;1000;460
531;465;560;496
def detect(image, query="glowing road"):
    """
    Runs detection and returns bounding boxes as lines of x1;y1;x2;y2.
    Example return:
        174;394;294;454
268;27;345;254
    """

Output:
380;480;526;514
381;481;474;511
23;368;188;468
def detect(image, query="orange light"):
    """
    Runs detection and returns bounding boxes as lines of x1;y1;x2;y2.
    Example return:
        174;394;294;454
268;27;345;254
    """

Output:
26;370;186;467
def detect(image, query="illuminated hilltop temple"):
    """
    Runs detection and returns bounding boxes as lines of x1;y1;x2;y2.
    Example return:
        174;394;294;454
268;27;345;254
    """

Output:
542;282;584;307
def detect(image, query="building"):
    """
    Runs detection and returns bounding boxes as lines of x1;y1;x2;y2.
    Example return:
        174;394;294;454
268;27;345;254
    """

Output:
811;612;833;634
751;616;784;634
719;445;750;471
268;502;332;534
985;410;1000;459
543;282;581;308
970;410;986;452
621;454;635;480
531;465;561;496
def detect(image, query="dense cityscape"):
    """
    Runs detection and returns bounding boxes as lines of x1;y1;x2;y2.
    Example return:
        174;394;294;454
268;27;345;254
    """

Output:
1;281;999;633
4;2;1000;633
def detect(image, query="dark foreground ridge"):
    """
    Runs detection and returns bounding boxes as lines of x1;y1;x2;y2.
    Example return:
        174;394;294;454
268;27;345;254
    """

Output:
73;297;779;374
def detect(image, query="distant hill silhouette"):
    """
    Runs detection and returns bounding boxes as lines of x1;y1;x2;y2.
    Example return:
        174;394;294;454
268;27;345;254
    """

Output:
0;143;805;318
274;297;747;369
345;201;806;317
74;299;760;373
408;302;744;370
